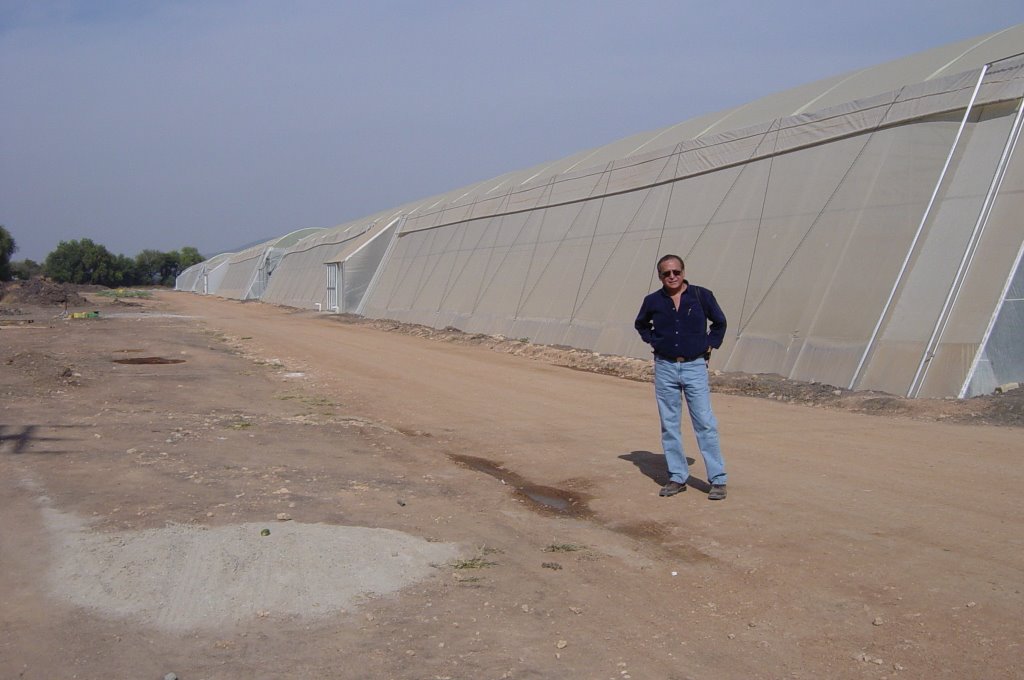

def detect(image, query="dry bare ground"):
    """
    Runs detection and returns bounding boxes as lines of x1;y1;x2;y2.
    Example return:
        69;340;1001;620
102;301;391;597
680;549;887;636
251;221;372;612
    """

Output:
1;286;1021;680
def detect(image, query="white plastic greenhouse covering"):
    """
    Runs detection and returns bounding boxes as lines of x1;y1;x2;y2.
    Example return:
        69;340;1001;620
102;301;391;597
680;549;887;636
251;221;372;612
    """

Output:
177;25;1024;398
175;252;233;294
175;261;203;292
259;211;405;311
213;239;278;300
212;228;325;301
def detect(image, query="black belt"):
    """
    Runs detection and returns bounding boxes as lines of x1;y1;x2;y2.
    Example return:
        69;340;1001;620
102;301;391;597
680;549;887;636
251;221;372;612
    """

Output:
656;352;707;363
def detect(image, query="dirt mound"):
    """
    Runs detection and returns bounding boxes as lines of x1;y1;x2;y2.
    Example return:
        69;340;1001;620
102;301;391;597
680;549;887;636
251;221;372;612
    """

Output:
0;279;88;307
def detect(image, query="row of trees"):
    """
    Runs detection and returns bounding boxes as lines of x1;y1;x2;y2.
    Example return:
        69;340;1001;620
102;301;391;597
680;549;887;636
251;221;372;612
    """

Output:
0;226;204;286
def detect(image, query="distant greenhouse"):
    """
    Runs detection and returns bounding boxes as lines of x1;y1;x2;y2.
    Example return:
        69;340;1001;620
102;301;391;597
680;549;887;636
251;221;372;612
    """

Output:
176;251;233;295
260;211;403;313
179;24;1024;398
212;228;325;301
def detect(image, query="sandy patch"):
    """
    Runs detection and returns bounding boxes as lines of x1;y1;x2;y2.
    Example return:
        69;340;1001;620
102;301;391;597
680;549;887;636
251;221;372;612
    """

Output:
42;508;460;632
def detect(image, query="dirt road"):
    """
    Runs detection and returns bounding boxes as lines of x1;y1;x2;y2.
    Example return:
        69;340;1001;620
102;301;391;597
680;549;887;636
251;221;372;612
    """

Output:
1;290;1021;679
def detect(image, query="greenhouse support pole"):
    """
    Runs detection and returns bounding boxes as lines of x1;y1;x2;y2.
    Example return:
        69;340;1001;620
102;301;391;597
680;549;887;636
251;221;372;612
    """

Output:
911;89;1024;397
848;65;988;391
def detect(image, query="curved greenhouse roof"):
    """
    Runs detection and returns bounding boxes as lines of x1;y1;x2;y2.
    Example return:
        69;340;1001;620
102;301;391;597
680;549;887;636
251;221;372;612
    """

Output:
274;227;325;249
393;24;1024;226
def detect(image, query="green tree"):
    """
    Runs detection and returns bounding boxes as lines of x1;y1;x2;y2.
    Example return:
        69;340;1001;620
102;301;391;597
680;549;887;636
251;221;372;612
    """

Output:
179;246;203;270
44;238;128;286
0;225;16;281
135;248;187;286
41;240;203;287
160;247;204;286
134;249;166;285
10;259;42;280
114;253;139;285
159;250;184;286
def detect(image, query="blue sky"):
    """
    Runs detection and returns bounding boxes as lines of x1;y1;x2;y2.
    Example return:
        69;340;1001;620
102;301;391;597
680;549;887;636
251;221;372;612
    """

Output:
2;1;1022;262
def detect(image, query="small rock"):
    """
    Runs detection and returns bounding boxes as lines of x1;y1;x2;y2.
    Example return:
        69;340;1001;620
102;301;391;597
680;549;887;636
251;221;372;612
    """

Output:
555;640;568;649
397;498;406;506
568;607;582;615
727;633;736;639
260;528;271;536
966;601;977;608
164;674;179;680
276;512;292;521
873;617;884;626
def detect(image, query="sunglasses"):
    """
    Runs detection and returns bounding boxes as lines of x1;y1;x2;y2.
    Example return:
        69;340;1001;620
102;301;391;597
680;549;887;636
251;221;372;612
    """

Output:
659;269;682;278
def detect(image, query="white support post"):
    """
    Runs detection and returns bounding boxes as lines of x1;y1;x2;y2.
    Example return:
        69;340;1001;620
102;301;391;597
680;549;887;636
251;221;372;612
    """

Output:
848;65;988;391
911;91;1024;397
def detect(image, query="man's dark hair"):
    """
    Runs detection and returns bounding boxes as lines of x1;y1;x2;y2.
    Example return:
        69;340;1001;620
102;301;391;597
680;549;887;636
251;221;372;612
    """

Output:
657;254;684;270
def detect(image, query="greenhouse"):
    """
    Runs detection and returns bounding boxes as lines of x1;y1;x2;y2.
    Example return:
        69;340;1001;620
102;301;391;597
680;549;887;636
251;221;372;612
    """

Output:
212;228;325;302
179;24;1024;398
176;251;233;295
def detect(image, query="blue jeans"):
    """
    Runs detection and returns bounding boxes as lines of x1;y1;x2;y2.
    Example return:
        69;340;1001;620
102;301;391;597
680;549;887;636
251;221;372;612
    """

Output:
654;356;727;486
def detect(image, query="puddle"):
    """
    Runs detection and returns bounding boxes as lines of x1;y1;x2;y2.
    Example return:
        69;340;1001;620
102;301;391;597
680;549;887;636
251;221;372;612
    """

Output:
448;454;592;518
112;357;185;365
521;489;573;511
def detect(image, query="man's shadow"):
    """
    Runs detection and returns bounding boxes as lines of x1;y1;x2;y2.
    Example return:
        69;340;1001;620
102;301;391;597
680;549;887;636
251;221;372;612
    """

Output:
618;451;710;492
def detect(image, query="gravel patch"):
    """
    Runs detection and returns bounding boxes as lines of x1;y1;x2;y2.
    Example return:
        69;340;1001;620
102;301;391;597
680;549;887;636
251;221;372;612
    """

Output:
43;508;459;632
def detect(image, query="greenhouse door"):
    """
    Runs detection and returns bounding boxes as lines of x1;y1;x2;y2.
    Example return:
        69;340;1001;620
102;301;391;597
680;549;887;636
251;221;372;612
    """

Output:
326;263;339;312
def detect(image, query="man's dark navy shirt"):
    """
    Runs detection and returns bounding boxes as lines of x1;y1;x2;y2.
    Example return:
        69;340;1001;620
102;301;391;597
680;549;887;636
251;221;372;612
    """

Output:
634;281;727;360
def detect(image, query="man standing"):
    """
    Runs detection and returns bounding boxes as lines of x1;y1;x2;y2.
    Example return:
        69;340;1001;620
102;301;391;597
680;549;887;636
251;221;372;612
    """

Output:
634;255;728;500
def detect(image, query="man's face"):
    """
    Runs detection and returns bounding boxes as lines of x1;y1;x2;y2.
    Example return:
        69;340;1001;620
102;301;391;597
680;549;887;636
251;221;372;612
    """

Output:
658;260;684;287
